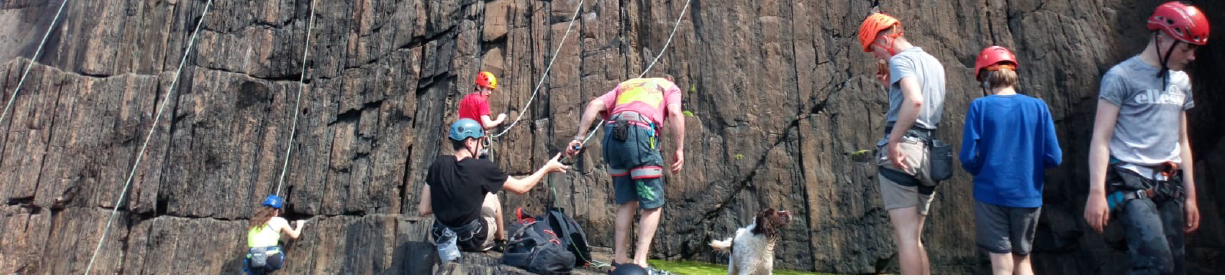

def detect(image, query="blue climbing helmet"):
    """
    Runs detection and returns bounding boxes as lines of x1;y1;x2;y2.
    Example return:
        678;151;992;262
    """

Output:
449;118;485;141
262;195;283;209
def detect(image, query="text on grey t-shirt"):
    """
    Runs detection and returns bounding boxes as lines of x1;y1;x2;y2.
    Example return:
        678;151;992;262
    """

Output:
1099;56;1194;173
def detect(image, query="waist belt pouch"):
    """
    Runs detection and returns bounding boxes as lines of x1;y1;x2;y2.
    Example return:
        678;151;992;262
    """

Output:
928;139;953;182
611;120;630;142
249;247;270;268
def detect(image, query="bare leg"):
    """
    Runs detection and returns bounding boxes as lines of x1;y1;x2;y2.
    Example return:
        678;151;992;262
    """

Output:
614;201;638;264
888;207;930;275
481;193;506;241
1013;254;1034;275
917;214;930;275
493;202;505;240
988;253;1015;275
632;207;663;268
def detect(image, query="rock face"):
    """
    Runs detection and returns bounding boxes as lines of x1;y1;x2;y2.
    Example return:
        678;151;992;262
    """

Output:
1;0;1222;275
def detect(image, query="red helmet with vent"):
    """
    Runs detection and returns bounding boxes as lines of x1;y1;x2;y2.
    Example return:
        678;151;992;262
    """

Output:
1147;1;1209;45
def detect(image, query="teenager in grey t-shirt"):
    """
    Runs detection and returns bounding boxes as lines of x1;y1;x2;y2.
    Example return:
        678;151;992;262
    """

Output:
1099;56;1194;176
880;47;946;146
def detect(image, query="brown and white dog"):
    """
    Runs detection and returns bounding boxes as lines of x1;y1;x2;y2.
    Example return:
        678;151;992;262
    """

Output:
709;208;792;275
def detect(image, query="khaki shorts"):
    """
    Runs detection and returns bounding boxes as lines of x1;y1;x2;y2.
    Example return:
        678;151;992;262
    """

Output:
479;193;500;250
876;137;936;215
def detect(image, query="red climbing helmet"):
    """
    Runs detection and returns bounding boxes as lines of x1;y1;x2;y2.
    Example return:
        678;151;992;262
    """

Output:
475;71;498;89
974;46;1018;81
1147;1;1210;45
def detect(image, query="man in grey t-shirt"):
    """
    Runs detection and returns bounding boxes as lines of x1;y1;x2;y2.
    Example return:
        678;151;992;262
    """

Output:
859;12;946;275
882;47;946;144
1084;1;1207;274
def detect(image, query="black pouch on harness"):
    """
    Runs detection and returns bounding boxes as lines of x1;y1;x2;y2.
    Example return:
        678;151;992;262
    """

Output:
611;119;630;142
927;139;954;182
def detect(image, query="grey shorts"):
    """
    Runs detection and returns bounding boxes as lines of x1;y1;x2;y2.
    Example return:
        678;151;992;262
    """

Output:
876;137;936;215
974;201;1041;255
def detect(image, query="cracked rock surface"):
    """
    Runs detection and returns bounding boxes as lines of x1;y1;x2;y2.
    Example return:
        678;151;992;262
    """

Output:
1;0;1223;274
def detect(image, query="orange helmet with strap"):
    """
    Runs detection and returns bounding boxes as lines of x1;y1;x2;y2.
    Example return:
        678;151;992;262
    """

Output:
475;71;498;89
974;46;1018;81
859;13;903;53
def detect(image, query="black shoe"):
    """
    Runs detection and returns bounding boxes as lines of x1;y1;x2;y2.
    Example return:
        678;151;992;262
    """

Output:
489;239;507;253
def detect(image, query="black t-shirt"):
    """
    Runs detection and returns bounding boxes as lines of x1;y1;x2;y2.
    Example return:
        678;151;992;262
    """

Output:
426;155;508;227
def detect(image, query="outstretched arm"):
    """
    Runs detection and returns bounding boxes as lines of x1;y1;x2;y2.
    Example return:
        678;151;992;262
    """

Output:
278;218;305;239
481;114;507;128
566;99;607;157
502;153;569;194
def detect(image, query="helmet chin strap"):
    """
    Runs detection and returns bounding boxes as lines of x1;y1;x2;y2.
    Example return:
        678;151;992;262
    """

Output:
1155;33;1178;88
981;79;993;97
883;36;898;56
466;139;481;159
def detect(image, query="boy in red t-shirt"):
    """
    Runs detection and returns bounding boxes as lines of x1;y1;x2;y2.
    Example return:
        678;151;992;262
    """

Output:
459;71;508;129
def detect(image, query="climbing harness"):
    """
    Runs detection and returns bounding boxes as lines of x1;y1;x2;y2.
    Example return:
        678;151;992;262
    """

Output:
0;0;70;129
1106;160;1184;212
85;0;215;274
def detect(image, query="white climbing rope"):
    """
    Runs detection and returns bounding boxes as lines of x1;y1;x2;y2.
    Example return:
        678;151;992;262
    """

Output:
0;0;70;130
85;0;213;274
274;0;318;197
580;0;691;145
490;0;586;139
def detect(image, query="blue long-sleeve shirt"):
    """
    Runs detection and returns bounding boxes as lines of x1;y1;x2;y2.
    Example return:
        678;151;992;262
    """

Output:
959;94;1062;208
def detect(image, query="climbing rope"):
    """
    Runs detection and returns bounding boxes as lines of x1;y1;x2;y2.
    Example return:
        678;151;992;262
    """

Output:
542;0;693;270
85;0;214;274
0;0;70;130
490;0;586;139
579;0;692;146
274;0;318;197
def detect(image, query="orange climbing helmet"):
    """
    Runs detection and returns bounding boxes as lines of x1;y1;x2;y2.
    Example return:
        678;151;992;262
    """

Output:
974;46;1018;81
859;13;902;53
1147;1;1209;46
475;71;498;89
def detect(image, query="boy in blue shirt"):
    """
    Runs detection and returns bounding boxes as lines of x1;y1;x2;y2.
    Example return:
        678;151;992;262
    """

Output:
959;46;1062;275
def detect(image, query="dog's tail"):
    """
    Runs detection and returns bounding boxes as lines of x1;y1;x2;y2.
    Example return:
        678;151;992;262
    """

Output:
709;237;733;252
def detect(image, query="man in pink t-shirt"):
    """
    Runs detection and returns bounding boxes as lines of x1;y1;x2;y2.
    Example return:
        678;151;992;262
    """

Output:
565;77;686;274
